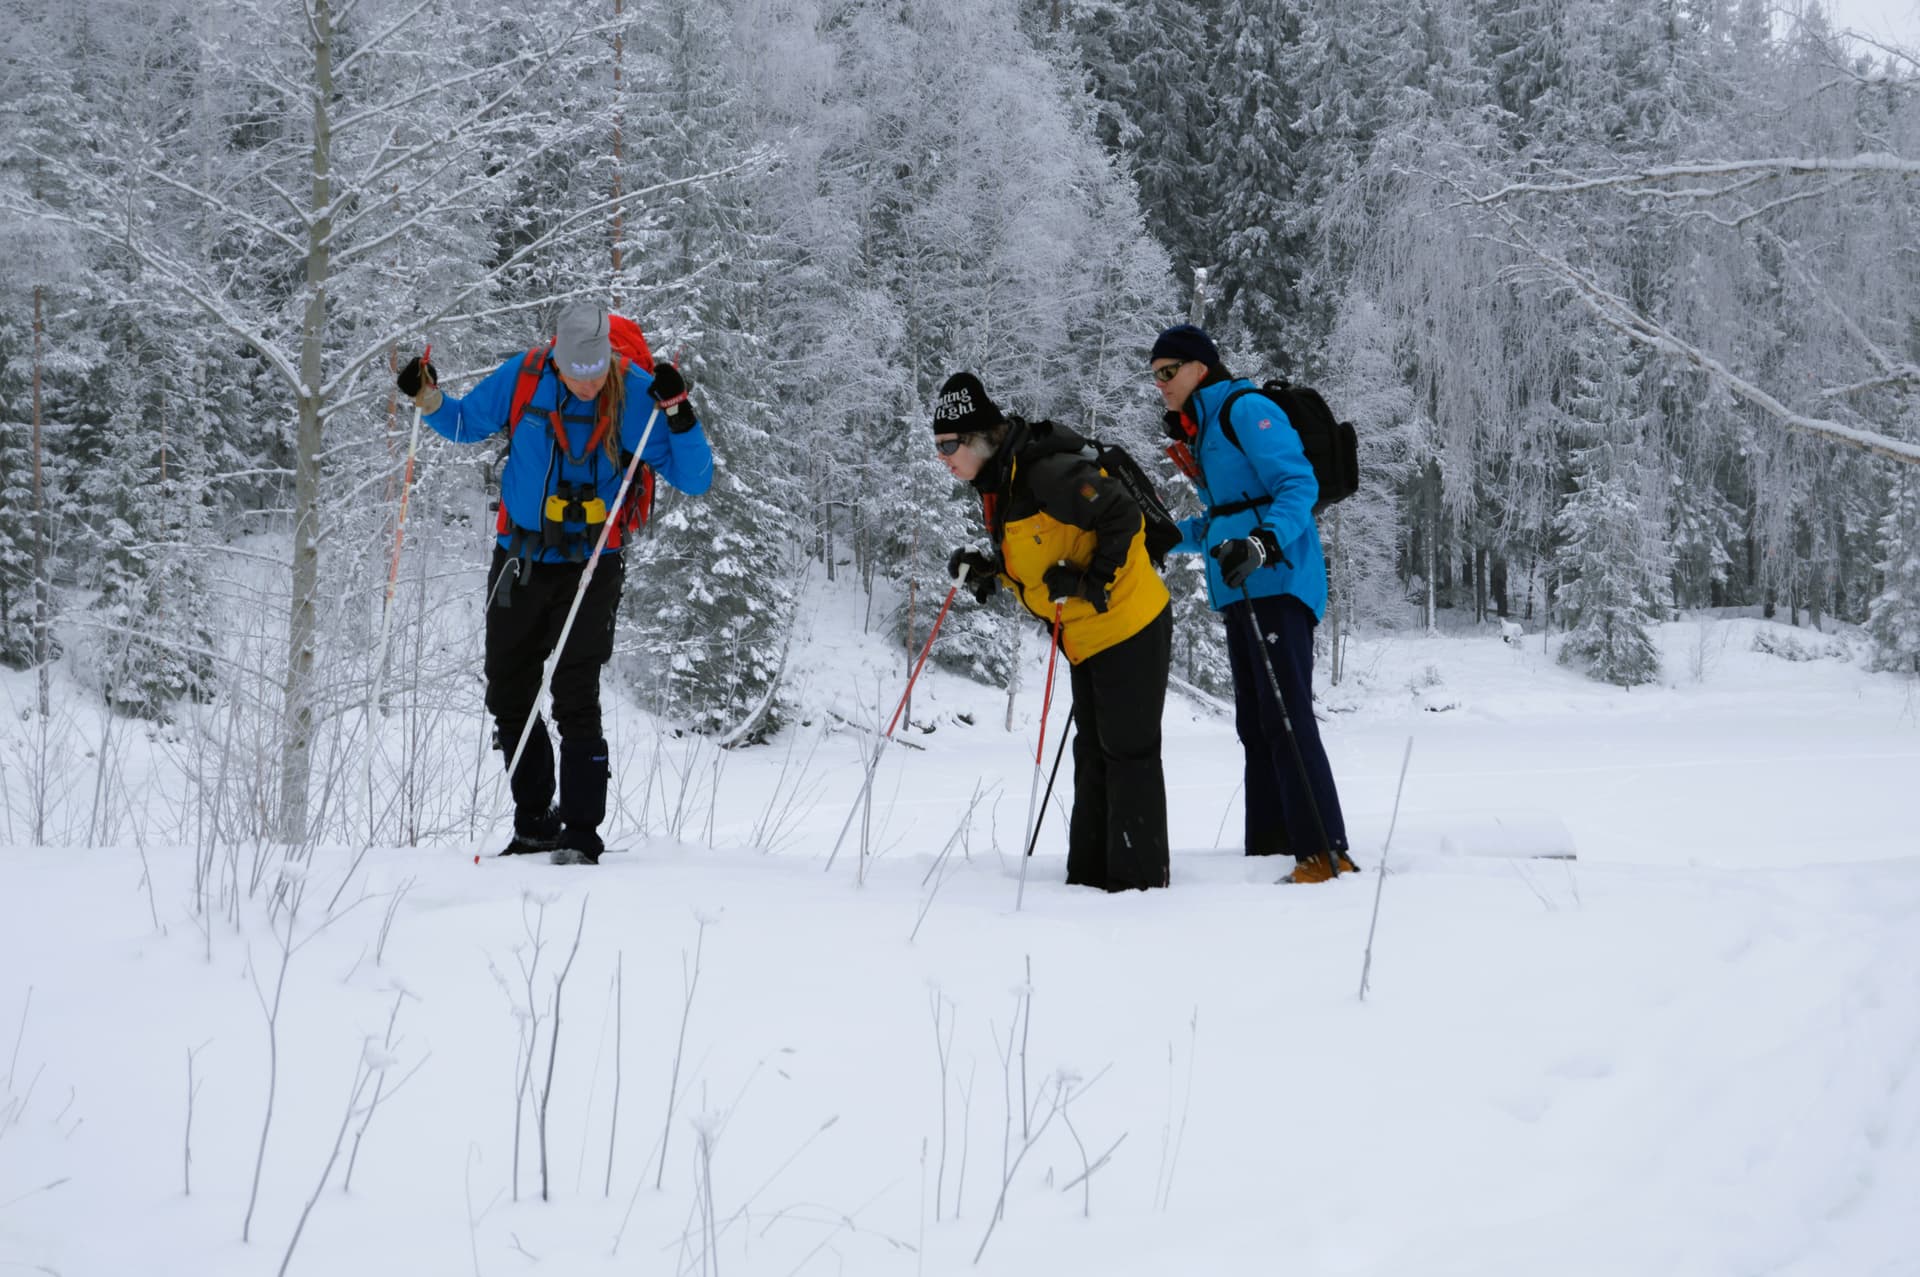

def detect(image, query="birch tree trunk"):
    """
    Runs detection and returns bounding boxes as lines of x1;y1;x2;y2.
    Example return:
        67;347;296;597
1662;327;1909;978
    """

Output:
278;0;335;845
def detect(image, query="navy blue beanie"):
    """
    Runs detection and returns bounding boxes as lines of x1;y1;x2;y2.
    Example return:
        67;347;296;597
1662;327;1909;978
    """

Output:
1150;324;1220;369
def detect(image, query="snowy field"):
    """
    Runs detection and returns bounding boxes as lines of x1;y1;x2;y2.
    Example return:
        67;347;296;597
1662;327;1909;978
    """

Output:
3;585;1918;1276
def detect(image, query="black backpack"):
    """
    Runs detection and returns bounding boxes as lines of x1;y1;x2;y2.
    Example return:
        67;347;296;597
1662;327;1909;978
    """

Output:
1216;380;1360;515
1079;438;1184;569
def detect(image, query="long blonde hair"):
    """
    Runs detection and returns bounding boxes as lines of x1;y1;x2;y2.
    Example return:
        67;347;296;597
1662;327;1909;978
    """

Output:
598;360;628;464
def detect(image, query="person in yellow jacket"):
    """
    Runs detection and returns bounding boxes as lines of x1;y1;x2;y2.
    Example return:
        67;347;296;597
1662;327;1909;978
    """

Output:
934;372;1173;892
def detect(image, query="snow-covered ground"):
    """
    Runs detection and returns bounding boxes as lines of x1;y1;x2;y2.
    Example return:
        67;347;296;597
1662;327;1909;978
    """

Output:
3;585;1918;1276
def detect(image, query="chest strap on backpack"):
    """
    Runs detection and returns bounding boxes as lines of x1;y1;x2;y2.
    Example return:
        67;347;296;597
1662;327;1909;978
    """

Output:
1209;494;1272;519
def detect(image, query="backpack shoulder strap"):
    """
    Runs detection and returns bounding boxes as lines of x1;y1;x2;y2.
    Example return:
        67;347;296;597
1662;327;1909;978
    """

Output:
506;342;554;438
1214;388;1251;452
1214;380;1294;453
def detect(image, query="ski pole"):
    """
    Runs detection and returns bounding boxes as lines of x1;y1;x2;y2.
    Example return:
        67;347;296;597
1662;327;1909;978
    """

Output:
1014;602;1065;912
496;402;663;823
1024;705;1074;857
363;344;429;836
824;563;969;873
1358;736;1414;1001
1234;588;1342;875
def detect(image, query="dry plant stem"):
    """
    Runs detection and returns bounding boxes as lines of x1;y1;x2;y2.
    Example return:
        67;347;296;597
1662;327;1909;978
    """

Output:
0;1176;69;1211
917;1138;928;1277
972;1078;1063;1265
655;917;709;1190
136;842;161;932
1018;957;1033;1142
375;877;412;966
928;991;955;1222
463;1144;485;1277
243;904;298;1243
699;1125;719;1276
6;989;30;1090
344;987;409;1192
992;1019;1013;1224
605;951;623;1197
538;896;591;1202
504;896;551;1203
1059;1132;1126;1201
276;1060;375;1277
183;1042;208;1196
1157;1009;1199;1211
685;1115;840;1259
954;1061;975;1221
910;783;995;943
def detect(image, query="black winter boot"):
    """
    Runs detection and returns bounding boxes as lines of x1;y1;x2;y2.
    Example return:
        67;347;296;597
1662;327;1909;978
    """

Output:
499;804;562;857
552;737;610;865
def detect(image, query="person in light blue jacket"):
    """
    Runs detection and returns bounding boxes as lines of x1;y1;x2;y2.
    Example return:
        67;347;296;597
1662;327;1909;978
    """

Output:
397;303;713;863
1151;324;1354;884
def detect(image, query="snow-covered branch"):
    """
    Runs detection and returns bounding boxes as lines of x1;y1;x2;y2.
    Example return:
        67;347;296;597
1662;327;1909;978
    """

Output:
1487;219;1920;468
320;153;775;400
1469;152;1920;204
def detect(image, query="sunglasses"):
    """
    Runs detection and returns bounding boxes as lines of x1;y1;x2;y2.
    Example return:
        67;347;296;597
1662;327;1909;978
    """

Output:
935;436;967;456
1151;360;1189;384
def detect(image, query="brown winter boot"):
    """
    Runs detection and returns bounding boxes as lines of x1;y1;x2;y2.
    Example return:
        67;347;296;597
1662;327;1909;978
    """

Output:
1283;850;1360;884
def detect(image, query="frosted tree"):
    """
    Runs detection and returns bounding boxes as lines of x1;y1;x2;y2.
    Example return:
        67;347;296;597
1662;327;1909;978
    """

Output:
0;39;104;692
1550;343;1672;687
2;0;758;839
613;0;802;739
1318;296;1420;667
1867;409;1920;672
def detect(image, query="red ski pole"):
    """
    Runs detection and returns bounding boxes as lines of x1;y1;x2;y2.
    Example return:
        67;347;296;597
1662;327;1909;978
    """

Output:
1015;601;1065;912
825;566;970;873
364;343;430;835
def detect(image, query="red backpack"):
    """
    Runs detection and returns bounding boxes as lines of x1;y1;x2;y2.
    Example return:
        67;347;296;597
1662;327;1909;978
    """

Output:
496;314;659;547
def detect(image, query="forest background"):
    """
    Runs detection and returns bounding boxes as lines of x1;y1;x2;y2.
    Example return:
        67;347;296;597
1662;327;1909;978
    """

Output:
2;0;1917;847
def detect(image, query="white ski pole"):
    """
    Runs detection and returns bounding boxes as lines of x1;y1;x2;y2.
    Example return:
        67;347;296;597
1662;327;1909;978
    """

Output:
496;404;662;821
1358;736;1414;1002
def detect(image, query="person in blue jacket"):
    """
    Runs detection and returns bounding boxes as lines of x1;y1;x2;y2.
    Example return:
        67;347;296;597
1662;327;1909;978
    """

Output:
1150;324;1355;884
397;303;714;864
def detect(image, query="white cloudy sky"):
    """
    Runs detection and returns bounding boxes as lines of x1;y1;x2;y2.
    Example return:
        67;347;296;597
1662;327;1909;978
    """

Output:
1824;0;1920;45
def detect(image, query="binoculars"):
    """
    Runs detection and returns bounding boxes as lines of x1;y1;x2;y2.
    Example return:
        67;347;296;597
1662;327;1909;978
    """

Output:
542;482;609;560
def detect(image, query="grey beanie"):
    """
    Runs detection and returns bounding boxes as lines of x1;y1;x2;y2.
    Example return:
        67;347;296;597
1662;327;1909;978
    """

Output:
554;303;612;379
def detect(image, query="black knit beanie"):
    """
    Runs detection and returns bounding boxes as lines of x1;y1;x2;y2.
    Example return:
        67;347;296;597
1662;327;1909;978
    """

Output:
932;372;1004;436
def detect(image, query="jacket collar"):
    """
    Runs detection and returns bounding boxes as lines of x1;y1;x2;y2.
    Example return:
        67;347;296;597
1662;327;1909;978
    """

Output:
1186;375;1246;435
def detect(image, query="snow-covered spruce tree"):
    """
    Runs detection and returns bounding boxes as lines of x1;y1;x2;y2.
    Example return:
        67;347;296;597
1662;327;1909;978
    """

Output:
611;0;802;740
0;38;110;686
1867;416;1920;673
778;0;1172;692
76;315;216;718
1550;344;1673;687
1057;0;1219;298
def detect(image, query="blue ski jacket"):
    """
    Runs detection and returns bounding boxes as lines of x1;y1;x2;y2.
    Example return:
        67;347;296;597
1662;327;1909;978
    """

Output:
424;357;713;563
1168;376;1328;619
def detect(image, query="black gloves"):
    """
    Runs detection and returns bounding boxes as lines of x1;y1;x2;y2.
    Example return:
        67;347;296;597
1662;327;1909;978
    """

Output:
398;355;441;412
948;548;999;604
1042;562;1109;613
1211;528;1282;589
648;362;686;405
648;363;699;434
